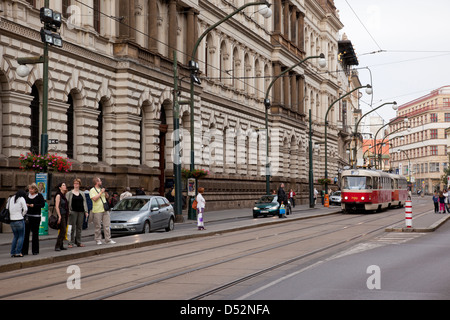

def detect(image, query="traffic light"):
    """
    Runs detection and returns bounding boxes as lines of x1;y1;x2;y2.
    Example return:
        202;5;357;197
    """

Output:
40;7;62;47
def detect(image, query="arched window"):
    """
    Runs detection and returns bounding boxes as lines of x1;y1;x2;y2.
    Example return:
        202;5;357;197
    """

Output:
26;0;37;8
232;47;239;89
219;41;228;83
244;53;250;93
93;0;100;33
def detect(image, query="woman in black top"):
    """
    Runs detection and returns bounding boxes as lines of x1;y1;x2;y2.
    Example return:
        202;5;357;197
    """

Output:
22;183;46;255
54;182;69;251
67;178;88;247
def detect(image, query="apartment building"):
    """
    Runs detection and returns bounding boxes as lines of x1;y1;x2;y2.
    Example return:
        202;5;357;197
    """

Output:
390;86;450;193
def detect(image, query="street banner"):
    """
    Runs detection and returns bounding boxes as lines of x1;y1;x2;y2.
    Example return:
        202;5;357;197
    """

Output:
36;173;49;236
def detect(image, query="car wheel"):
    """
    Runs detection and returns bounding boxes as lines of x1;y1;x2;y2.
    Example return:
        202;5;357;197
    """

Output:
165;217;174;232
142;221;151;234
253;212;258;218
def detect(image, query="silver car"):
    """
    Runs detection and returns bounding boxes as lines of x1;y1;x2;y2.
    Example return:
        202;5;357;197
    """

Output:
329;191;341;205
109;196;175;234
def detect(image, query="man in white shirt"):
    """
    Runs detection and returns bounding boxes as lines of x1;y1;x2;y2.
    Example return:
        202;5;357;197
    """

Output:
120;187;132;200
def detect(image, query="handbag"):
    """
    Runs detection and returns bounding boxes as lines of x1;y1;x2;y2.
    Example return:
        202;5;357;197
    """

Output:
0;197;11;224
48;214;58;229
102;201;110;212
192;199;198;210
94;188;110;211
48;204;59;230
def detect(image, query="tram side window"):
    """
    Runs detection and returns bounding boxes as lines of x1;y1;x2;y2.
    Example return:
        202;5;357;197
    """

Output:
366;177;373;189
373;177;378;189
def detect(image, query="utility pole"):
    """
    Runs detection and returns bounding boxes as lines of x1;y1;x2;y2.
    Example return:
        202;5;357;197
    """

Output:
309;109;314;208
17;1;63;156
172;51;184;222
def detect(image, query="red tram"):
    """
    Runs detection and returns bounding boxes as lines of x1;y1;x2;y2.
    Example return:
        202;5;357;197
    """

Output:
341;169;408;213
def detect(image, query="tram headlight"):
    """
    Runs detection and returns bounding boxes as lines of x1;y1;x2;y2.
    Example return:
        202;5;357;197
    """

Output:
361;196;365;201
344;196;348;200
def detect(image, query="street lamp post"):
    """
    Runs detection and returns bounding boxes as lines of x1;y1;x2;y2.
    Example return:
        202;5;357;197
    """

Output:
16;1;62;157
373;116;409;169
324;85;372;195
180;1;272;219
376;126;404;170
397;149;411;182
263;53;326;195
352;101;397;168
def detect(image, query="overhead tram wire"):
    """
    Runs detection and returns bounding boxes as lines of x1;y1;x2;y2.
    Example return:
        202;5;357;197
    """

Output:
344;0;383;52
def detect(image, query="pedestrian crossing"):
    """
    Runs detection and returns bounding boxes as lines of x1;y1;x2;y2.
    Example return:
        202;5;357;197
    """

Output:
327;233;427;261
373;232;427;245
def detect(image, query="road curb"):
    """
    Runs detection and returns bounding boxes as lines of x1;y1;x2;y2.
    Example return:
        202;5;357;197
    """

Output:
385;215;450;233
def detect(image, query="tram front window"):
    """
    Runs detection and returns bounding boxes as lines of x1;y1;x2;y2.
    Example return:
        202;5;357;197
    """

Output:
343;176;372;190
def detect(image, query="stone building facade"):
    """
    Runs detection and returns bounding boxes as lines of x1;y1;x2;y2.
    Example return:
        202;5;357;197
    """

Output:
0;0;362;212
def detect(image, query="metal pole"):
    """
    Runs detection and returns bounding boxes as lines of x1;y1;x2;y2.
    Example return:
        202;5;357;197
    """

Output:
39;0;51;156
41;36;49;156
373;116;407;169
309;109;314;208
377;126;403;170
265;103;270;195
172;51;183;222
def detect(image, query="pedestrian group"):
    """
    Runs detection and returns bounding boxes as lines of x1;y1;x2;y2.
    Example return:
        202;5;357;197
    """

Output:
4;176;137;258
433;189;450;214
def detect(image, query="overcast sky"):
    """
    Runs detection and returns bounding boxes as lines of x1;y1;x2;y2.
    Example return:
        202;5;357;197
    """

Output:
333;0;450;123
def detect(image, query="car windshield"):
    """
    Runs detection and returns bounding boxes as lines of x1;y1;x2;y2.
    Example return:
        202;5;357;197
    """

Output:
343;176;372;190
257;195;277;204
332;191;341;196
112;198;149;211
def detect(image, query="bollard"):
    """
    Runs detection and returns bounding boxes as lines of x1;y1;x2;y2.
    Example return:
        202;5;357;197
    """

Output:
324;194;329;207
405;199;412;228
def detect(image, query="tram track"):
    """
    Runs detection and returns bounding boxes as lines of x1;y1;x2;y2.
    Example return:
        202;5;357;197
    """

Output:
189;208;434;300
0;206;432;300
0;213;355;299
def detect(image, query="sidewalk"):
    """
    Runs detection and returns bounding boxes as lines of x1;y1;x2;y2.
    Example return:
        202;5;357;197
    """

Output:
1;200;449;273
